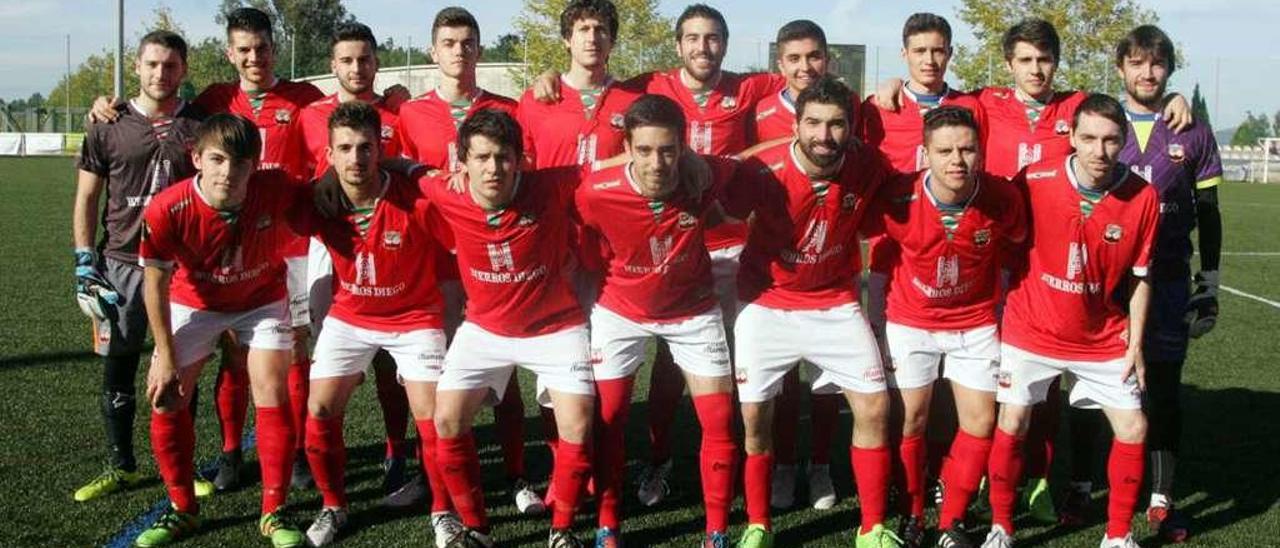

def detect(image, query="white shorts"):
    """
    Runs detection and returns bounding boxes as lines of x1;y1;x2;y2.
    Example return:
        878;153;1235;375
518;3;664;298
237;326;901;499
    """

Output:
305;237;334;328
885;322;1000;391
996;343;1142;410
709;244;743;329
440;322;595;406
310;316;446;383
735;302;886;402
168;299;293;368
589;305;732;381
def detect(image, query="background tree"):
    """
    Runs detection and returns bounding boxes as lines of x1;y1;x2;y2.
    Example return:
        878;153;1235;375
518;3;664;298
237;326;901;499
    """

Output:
1231;111;1273;146
1191;83;1211;127
951;0;1157;94
482;34;525;63
512;0;678;87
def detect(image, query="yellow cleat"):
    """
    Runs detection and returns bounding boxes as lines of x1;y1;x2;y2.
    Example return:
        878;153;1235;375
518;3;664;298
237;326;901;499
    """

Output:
74;468;143;502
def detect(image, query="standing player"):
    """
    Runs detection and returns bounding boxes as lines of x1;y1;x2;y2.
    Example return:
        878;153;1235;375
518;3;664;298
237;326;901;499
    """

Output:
577;95;738;548
135;114;304;548
71;31;208;503
984;94;1158;548
865;106;1026;547
425;110;596;548
727;77;898;548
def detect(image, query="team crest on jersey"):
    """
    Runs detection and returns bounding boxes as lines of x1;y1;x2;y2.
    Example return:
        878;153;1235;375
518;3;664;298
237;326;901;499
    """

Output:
610;113;625;129
383;230;402;249
274;109;291;124
518;212;537;226
256;214;272;230
1054;119;1070;135
841;193;858;210
1167;143;1186;164
720;96;737;110
1104;224;1123;243
381;125;395;141
973;228;992;247
677;211;697;230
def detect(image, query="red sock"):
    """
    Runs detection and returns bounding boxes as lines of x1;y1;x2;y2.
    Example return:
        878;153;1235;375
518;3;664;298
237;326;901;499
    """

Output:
988;428;1025;534
151;410;197;514
214;363;249;452
593;377;634;529
810;394;840;464
693;393;736;533
647;343;683;464
255;406;295;514
551;439;591;529
938;430;992;530
772;370;801;466
899;434;927;518
744;453;773;528
495;377;526;479
1024;380;1061;479
416;419;454;513
305;415;346;508
287;359;310;451
437;432;489;531
373;362;409;459
850;446;891;531
1106;439;1145;539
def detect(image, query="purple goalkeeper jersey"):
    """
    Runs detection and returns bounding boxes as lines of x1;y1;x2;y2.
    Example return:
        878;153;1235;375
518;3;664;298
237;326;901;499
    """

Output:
1121;112;1223;278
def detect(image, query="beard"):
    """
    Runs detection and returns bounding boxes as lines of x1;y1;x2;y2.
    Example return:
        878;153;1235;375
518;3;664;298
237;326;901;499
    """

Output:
800;138;843;168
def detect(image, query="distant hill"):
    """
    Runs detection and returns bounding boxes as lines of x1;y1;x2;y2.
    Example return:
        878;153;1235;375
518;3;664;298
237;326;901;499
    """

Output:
1215;127;1237;145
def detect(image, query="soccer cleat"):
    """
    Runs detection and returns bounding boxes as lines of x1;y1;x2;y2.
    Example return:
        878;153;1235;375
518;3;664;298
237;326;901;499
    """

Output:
807;463;837;510
290;451;314;490
383;457;427;507
703;530;729;548
444;528;494;548
1057;487;1092;527
1147;504;1190;543
770;463;797;509
259;511;304;548
1097;533;1140;548
856;524;904;548
736;524;773;548
932;478;946;507
193;477;215;499
514;478;547;514
212;449;243;491
594;527;623;548
431;512;465;548
549;528;586;548
74;467;143;502
304;507;348;547
935;528;973;548
134;506;200;547
979;525;1013;548
1021;477;1056;524
636;460;672;507
898;516;925;548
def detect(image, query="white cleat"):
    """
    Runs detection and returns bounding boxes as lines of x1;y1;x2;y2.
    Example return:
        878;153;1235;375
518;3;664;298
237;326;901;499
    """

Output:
770;464;798;509
514;479;547;515
981;524;1014;548
636;460;673;507
1098;534;1140;548
808;463;837;510
305;507;348;547
431;511;465;548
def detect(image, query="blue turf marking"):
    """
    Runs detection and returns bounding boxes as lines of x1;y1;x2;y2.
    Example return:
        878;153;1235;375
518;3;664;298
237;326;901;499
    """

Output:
103;432;257;548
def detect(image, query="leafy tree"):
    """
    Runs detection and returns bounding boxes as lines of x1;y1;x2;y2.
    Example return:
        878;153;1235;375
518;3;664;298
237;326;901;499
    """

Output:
1190;83;1210;127
1230;111;1272;146
483;34;525;63
512;0;678;87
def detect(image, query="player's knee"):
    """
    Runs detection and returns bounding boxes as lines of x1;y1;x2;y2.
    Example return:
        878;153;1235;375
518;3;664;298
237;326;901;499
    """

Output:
902;402;930;436
307;399;341;419
434;411;467;439
997;403;1031;436
958;407;996;438
1112;411;1147;443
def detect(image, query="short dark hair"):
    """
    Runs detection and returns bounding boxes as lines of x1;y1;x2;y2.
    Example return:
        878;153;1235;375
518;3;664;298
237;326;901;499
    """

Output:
225;7;274;44
560;0;619;42
433;6;481;44
676;4;728;41
1002;18;1059;63
775;19;827;52
195;113;262;161
457;109;522;162
1115;24;1176;73
331;22;378;53
138;30;189;64
795;76;854;125
923;106;980;145
328;101;382;141
623;95;687;144
1073;93;1128;141
902;12;951;48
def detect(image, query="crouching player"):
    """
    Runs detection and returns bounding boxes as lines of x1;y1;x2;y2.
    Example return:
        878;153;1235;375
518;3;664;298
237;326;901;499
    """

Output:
983;94;1159;548
424;109;596;548
136;113;305;547
865;106;1026;547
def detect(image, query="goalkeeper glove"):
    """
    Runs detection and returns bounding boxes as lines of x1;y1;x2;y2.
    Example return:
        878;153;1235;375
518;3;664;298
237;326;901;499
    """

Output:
75;248;119;321
1184;270;1219;338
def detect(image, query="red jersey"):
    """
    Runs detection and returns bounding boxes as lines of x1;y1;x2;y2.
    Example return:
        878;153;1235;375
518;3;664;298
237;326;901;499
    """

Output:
297;171;445;331
724;140;887;310
139;170;302;312
1002;156;1159;361
978;87;1085;179
518;78;641;168
576;157;737;323
397;89;518;171
194;80;324;171
751;87;862;143
421;168;586;337
868;171;1027;330
288;94;403;180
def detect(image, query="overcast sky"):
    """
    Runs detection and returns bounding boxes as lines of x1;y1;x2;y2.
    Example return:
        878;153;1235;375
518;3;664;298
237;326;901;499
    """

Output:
2;0;1277;129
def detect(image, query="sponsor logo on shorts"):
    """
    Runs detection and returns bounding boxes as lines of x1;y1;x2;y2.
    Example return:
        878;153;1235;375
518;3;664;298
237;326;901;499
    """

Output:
1104;224;1123;243
997;370;1012;389
1054;119;1070;135
589;348;603;366
383;230;402;249
419;352;445;366
734;370;747;384
1167;143;1186;164
273;323;294;335
678;211;697;230
973;229;991;247
865;366;885;383
571;360;594;381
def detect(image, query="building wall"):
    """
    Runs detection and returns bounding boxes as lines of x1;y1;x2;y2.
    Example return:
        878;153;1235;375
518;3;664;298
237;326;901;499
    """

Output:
300;62;530;100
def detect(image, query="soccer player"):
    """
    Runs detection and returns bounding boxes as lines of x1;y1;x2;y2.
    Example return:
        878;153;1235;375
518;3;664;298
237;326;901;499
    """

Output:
577;95;738;548
135;114;305;547
70;30;208;503
748;18;850;512
1114;25;1223;542
396;6;545;515
424;110;596;548
726;77;898;548
293;101;454;546
865;106;1026;547
984;94;1159;548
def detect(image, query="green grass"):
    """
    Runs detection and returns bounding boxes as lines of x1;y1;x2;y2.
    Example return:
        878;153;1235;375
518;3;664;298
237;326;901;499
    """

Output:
1;156;1277;547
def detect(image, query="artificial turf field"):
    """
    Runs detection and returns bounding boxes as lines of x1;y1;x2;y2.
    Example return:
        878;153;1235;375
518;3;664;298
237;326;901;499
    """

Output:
0;155;1277;547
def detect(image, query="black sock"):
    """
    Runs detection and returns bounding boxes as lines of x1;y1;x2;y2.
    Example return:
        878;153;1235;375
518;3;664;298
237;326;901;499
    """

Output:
102;354;140;472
